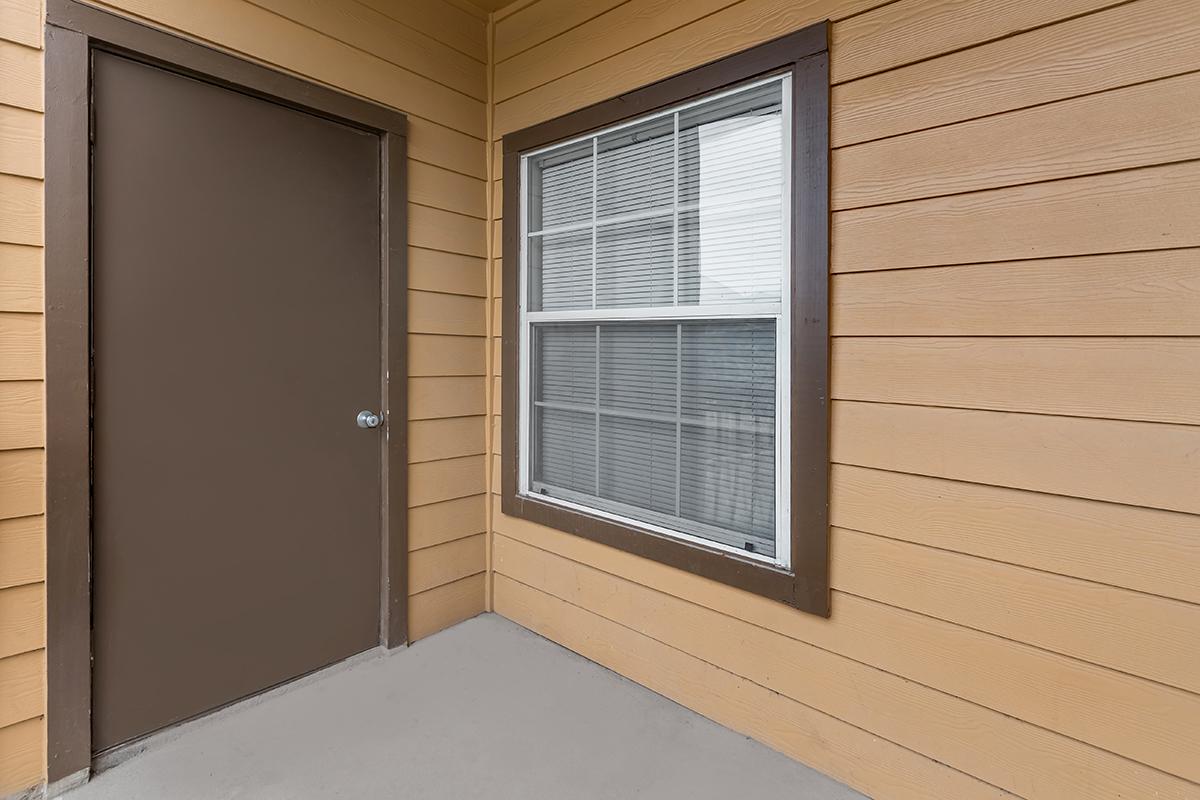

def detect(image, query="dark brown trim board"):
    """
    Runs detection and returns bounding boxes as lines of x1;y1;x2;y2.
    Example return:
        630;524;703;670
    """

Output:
500;23;831;616
44;0;408;785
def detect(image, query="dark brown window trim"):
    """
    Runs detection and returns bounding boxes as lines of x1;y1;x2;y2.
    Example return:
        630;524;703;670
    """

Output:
500;23;830;616
45;0;409;787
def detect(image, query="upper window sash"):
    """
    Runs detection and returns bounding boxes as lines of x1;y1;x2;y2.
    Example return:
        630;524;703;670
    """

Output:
520;73;791;317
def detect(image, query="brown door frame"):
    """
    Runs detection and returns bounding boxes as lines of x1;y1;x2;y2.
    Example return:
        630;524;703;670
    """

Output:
44;0;409;787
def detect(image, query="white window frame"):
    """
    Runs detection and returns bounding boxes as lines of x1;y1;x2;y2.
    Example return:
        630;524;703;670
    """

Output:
516;73;793;569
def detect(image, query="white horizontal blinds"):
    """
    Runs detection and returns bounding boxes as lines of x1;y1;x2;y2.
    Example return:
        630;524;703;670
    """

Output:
527;140;593;311
680;321;776;551
532;321;777;556
679;81;785;305
532;324;596;494
523;74;790;562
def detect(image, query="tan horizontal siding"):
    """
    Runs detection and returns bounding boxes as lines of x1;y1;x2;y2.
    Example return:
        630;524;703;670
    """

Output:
493;0;883;135
409;333;487;377
0;0;41;48
490;2;1200;797
832;0;1200;146
247;0;487;100
0;380;41;449
834;70;1200;209
831;249;1200;336
409;376;487;420
832;160;1200;273
832;337;1200;424
492;0;881;103
828;0;1127;83
408;290;487;336
0;313;40;380
356;0;486;62
410;454;487;507
0;449;42;521
409;494;486;551
0;716;41;796
492;0;623;63
832;465;1200;605
833;401;1200;514
0;39;41;111
0;582;42;660
409;415;486;463
0;11;42;794
0;104;41;179
408;248;487;297
0;650;42;729
409;532;486;593
832;527;1200;697
0;173;40;247
409;572;486;640
0;515;42;591
0;244;41;313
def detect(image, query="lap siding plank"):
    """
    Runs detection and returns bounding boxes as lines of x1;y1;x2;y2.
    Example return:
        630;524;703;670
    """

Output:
408;572;486;641
829;0;1128;83
409;533;487;594
0;244;42;314
832;0;1200;147
832;337;1200;425
831;465;1200;604
832;401;1200;515
0;716;42;797
0;382;42;450
0;583;42;660
831;249;1200;335
0;649;42;729
0;106;42;180
834;70;1200;209
832;160;1200;273
408;494;486;552
0;516;44;591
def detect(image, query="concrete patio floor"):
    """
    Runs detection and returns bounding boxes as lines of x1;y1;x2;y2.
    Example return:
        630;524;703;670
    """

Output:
66;614;864;799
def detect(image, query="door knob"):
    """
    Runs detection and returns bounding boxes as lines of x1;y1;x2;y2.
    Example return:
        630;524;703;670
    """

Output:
357;410;382;429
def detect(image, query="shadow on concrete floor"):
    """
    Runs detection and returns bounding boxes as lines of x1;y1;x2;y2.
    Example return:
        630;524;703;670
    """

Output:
67;614;866;800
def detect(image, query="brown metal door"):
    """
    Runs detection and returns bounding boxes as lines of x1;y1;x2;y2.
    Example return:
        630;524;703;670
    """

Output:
90;52;383;752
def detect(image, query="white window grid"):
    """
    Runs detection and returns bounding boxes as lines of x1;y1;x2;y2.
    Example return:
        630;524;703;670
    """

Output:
516;72;793;569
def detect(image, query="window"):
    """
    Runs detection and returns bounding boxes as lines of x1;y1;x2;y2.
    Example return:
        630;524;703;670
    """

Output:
501;23;830;615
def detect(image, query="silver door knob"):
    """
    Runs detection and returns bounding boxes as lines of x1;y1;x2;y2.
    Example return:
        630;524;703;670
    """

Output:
357;410;382;429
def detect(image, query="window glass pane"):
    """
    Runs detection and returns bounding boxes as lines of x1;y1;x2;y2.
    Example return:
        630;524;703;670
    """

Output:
528;140;592;232
531;319;776;557
681;320;776;554
529;230;592;311
599;323;676;415
678;81;784;305
598;416;677;516
596;116;673;219
534;407;596;494
596;216;673;308
536;324;595;405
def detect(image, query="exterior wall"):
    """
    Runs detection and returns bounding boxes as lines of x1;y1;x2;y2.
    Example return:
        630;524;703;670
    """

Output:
487;1;1200;799
0;0;489;793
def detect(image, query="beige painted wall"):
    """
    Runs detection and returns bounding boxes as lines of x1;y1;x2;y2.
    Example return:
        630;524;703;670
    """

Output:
0;0;490;793
487;0;1200;798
